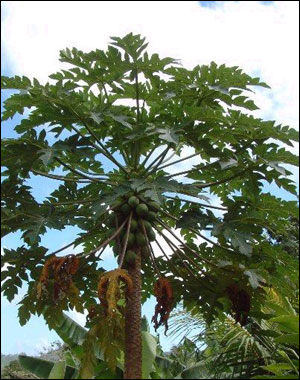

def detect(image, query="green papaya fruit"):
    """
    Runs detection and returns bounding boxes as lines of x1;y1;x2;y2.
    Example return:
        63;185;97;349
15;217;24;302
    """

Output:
125;250;137;265
121;203;131;215
136;203;149;218
128;196;140;208
146;211;157;222
130;218;138;232
136;232;147;246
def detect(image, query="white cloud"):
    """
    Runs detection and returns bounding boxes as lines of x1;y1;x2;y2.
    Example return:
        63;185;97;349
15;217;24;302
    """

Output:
13;336;54;356
32;337;53;355
2;1;298;132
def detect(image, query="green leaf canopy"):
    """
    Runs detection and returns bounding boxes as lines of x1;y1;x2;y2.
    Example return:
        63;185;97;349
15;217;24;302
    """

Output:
1;32;299;337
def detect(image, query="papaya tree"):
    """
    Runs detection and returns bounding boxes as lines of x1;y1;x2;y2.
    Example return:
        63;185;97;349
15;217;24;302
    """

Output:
1;33;299;379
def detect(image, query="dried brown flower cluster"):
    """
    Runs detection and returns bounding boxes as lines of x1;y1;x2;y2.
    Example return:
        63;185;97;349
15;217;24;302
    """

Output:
152;277;174;334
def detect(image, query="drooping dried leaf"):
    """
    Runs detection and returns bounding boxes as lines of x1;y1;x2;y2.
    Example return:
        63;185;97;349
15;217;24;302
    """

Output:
97;268;133;317
93;269;133;371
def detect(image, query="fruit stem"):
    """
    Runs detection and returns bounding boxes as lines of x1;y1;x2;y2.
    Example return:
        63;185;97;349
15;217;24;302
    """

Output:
79;218;128;258
140;219;161;277
154;238;182;278
118;212;133;268
115;215;122;256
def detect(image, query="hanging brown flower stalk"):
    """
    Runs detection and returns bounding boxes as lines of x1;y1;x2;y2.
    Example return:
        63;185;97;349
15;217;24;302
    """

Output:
152;277;174;334
37;255;79;301
226;283;251;326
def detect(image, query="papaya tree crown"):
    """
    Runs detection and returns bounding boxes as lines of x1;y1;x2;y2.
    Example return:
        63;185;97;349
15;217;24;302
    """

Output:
1;32;299;338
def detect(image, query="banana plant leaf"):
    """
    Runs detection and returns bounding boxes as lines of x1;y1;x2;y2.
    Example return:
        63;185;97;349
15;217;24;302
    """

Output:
19;355;76;379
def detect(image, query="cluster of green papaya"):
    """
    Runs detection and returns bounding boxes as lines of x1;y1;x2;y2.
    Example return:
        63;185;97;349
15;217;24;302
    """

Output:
107;192;160;265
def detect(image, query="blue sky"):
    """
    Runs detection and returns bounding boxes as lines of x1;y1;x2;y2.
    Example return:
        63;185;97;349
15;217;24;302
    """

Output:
1;0;299;356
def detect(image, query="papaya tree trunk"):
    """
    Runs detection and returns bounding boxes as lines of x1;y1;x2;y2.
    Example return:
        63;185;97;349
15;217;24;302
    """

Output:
124;247;142;379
